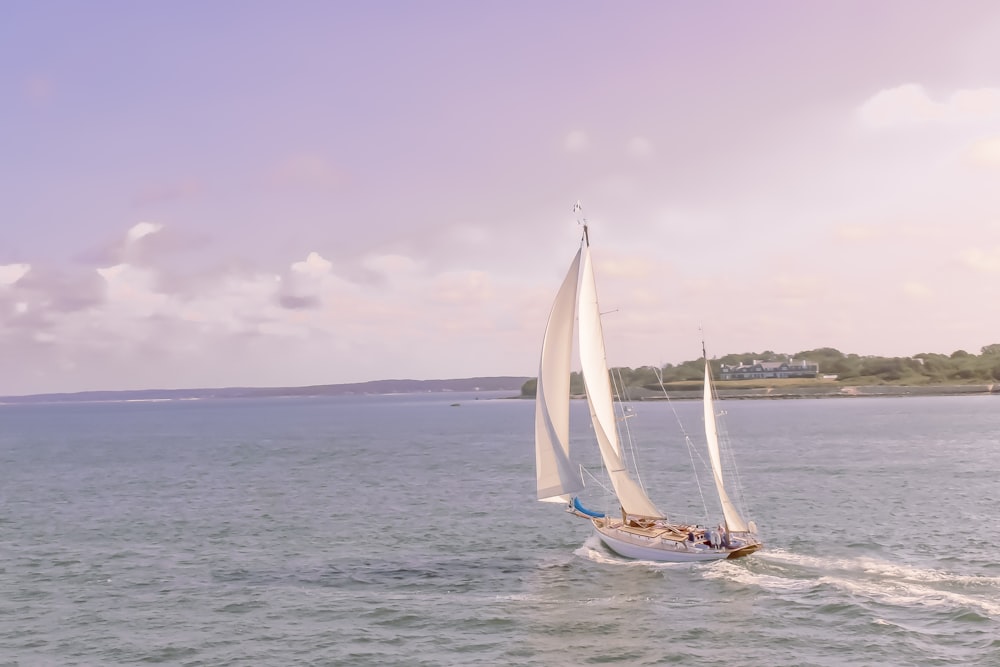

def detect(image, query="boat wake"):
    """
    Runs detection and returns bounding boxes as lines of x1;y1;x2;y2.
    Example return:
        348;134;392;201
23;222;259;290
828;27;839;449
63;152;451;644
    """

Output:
703;548;1000;618
704;560;817;593
761;550;1000;587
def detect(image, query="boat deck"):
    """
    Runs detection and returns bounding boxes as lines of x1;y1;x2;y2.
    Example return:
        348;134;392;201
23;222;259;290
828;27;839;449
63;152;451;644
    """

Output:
593;518;691;542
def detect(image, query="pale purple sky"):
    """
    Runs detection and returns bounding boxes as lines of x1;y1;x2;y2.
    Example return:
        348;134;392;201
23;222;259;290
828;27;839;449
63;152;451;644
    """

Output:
3;1;1000;395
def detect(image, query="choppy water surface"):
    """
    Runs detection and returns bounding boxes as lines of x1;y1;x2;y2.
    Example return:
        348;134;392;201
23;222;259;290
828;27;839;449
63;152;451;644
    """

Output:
1;393;998;666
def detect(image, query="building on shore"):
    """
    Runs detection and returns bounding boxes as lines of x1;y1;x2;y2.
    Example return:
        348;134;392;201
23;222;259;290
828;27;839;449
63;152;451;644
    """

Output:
719;359;819;380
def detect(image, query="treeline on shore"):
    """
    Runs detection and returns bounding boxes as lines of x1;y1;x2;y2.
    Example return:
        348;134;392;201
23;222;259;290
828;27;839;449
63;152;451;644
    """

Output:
520;344;1000;397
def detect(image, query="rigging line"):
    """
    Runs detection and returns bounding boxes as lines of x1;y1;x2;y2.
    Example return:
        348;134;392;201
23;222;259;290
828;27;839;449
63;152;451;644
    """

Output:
612;367;649;494
654;364;710;474
686;432;712;475
654;366;712;522
684;434;712;524
580;464;617;519
654;365;694;441
716;415;752;519
580;464;614;497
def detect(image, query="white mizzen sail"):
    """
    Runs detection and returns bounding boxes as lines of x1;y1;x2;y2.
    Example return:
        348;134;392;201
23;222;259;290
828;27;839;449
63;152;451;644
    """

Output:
703;359;750;533
534;249;585;502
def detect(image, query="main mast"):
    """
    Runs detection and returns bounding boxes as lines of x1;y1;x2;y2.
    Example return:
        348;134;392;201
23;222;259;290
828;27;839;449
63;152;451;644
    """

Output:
575;200;590;247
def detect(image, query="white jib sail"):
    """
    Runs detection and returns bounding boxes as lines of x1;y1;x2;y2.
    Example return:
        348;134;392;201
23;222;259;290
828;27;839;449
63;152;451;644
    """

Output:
535;249;585;502
577;246;663;518
703;359;749;532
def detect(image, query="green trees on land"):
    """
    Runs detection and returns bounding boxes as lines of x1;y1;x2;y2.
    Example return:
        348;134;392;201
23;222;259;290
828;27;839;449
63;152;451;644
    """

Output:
520;344;1000;396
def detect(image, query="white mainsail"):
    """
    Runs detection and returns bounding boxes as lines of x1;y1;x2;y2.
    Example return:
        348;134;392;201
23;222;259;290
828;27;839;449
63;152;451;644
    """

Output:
578;246;663;519
535;249;585;502
702;359;750;532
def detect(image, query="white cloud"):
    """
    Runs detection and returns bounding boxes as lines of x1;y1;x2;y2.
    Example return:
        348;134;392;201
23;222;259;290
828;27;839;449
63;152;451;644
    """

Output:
126;221;163;243
858;84;1000;129
858;84;940;127
833;224;881;241
76;250;411;353
950;89;1000;119
958;246;1000;273
965;136;1000;167
599;255;655;280
362;253;423;280
280;252;342;310
771;272;825;301
291;251;333;277
90;259;296;339
96;264;127;281
901;281;934;299
97;263;166;317
197;272;296;334
564;130;590;152
0;263;31;286
431;271;491;305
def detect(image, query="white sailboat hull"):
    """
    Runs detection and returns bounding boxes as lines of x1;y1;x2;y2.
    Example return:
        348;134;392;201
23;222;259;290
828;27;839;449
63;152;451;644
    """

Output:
592;518;760;563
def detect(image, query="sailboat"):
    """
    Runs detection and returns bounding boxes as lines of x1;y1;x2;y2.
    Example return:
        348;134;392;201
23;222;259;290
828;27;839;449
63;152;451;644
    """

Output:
534;220;761;562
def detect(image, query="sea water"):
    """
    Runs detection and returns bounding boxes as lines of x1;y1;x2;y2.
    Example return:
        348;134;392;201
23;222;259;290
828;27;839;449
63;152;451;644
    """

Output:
1;393;998;666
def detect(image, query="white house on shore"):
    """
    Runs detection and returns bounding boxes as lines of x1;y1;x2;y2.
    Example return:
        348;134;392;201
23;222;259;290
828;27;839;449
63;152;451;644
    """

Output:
719;359;819;380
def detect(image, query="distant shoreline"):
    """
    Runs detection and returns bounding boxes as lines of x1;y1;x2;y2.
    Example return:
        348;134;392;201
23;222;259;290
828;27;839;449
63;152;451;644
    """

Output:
624;383;1000;400
519;383;1000;401
3;378;997;406
0;376;530;405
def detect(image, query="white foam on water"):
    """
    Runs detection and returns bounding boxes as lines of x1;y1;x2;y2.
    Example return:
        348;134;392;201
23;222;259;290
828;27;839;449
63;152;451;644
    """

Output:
574;534;629;565
759;549;1000;589
707;550;1000;619
758;548;842;569
701;560;818;593
852;557;1000;588
818;575;1000;618
494;592;548;603
759;549;879;574
574;539;654;568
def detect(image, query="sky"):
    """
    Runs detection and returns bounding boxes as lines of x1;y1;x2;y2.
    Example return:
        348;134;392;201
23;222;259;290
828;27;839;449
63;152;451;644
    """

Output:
3;1;1000;396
